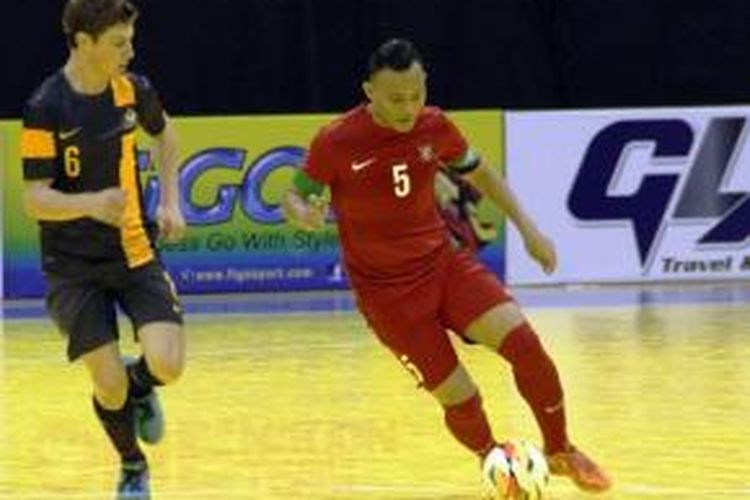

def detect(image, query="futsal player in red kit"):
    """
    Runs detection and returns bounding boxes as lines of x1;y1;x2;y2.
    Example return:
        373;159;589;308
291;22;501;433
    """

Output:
283;39;611;497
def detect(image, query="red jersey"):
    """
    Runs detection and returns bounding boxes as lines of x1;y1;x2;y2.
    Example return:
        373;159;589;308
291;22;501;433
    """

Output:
304;104;469;287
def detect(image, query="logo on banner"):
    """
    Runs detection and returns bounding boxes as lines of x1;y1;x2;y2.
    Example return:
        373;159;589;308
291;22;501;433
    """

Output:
139;146;308;225
568;118;750;269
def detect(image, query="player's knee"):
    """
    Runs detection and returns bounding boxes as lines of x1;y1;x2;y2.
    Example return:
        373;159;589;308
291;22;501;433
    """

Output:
432;364;478;407
93;370;129;409
499;322;545;364
465;302;526;349
444;390;483;419
140;323;185;384
147;350;184;384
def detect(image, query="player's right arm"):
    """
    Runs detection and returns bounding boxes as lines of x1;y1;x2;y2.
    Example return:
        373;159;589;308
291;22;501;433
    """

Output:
21;96;126;227
282;129;335;231
282;170;327;231
23;180;126;227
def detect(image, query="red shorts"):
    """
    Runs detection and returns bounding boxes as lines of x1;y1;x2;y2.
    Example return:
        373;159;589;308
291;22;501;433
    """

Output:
355;248;512;391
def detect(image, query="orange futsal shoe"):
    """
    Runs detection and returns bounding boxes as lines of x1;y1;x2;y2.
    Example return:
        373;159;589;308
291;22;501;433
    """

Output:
546;445;612;493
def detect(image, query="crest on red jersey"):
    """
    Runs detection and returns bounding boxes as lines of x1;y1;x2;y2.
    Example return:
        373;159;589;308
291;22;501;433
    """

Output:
418;144;435;162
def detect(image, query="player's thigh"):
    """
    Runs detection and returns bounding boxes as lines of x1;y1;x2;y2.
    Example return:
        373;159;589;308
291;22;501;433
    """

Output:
359;294;458;391
463;302;526;351
46;273;119;362
440;250;519;349
115;261;183;336
138;322;185;382
115;262;185;379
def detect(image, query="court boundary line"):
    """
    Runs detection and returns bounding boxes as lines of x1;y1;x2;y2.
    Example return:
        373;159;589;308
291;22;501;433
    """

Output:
6;482;749;499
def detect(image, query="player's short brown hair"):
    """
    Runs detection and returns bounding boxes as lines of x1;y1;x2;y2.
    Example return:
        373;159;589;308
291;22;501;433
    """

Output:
62;0;138;47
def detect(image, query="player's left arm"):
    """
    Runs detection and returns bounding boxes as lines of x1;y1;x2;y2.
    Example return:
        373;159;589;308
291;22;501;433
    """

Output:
133;72;186;243
452;152;557;274
151;115;185;242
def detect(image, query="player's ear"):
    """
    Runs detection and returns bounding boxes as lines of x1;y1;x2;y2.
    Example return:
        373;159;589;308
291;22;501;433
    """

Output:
74;31;92;50
362;81;374;101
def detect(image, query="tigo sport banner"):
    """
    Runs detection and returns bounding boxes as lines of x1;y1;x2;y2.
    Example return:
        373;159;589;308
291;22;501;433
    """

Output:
505;106;750;285
2;111;505;298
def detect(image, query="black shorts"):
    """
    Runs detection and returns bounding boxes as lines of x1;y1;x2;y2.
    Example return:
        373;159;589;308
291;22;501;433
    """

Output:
45;260;184;361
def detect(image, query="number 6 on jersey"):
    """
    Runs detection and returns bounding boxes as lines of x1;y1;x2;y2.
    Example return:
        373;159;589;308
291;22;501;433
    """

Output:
392;163;411;198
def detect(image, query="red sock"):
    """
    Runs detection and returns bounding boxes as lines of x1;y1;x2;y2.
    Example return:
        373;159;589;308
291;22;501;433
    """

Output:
444;392;496;457
499;323;569;454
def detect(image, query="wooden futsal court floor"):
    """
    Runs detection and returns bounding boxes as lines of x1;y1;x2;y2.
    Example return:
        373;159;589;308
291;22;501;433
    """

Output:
1;285;749;499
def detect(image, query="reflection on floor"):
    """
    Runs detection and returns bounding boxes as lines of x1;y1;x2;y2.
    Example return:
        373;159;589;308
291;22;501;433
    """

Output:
2;283;749;498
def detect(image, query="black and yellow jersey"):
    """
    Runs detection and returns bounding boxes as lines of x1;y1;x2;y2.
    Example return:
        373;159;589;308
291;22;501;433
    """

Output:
21;70;166;276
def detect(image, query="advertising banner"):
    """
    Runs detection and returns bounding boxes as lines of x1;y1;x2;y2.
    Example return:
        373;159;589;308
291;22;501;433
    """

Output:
506;107;750;284
2;111;505;298
0;126;4;301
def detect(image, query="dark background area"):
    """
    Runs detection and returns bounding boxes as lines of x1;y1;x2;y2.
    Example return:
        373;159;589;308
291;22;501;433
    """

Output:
2;0;750;118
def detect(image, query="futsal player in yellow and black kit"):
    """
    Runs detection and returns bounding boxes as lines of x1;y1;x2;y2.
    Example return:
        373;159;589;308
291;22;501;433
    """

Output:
21;1;186;498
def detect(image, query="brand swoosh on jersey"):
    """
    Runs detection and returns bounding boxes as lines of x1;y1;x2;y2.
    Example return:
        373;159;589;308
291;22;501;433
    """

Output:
58;127;82;141
351;158;376;171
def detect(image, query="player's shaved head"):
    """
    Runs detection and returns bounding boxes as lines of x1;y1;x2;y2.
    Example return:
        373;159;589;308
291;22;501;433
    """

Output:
367;39;424;80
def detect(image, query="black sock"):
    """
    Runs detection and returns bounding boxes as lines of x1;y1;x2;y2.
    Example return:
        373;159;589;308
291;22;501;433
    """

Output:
92;397;145;464
126;356;164;400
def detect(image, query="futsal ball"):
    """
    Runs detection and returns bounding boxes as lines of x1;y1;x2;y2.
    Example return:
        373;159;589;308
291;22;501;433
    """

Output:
482;440;549;499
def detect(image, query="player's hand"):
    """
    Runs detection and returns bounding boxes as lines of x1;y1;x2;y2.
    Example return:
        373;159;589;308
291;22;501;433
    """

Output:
156;201;186;242
524;230;557;274
282;190;328;231
90;188;127;227
298;194;328;231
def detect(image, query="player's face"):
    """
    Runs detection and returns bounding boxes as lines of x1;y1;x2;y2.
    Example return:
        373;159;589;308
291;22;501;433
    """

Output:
77;23;135;78
364;62;427;133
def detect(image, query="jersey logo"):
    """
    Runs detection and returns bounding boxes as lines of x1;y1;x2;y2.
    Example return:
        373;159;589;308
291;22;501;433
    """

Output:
100;108;139;139
418;144;435;162
58;127;82;141
123;108;137;129
351;158;376;172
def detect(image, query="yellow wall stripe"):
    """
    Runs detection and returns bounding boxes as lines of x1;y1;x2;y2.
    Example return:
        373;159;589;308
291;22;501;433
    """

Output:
111;76;135;107
20;128;55;159
119;132;154;267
